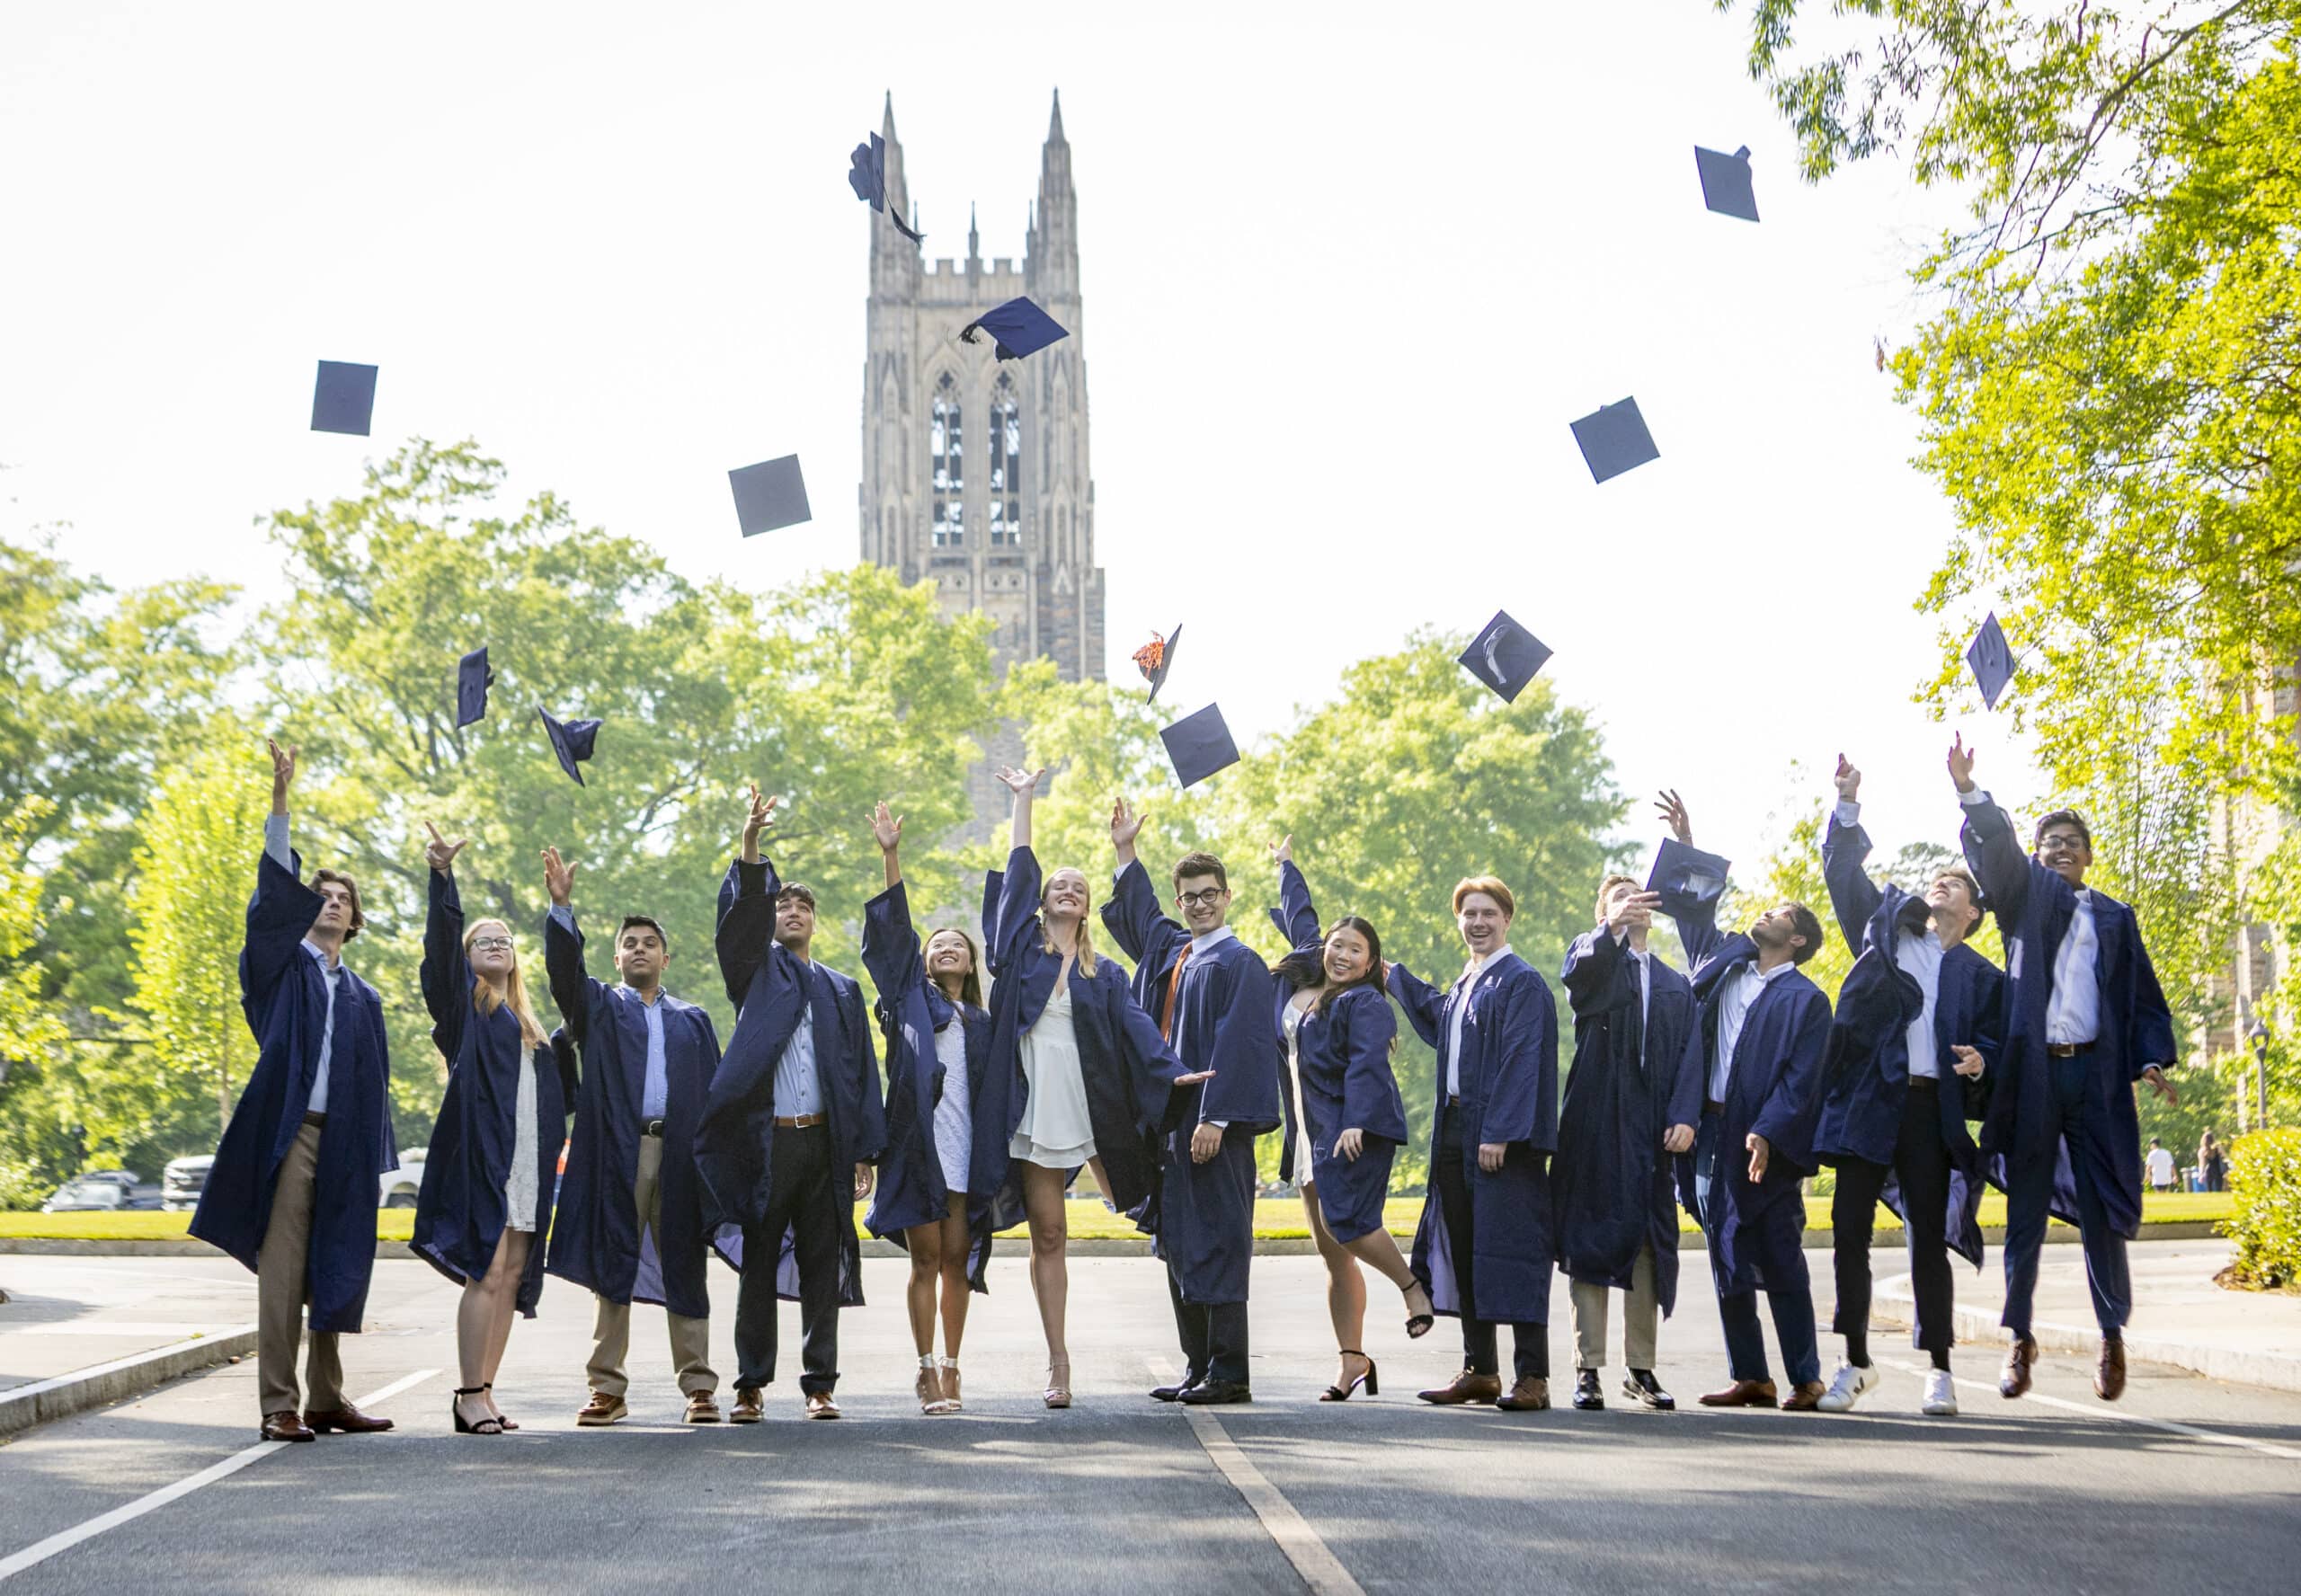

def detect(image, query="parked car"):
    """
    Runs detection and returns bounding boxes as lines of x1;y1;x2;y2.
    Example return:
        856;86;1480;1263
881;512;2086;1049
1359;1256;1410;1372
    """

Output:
162;1154;214;1212
380;1148;428;1208
42;1170;163;1212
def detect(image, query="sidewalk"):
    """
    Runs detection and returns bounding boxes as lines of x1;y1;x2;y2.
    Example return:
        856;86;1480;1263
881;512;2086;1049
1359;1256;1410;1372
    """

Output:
1873;1238;2301;1393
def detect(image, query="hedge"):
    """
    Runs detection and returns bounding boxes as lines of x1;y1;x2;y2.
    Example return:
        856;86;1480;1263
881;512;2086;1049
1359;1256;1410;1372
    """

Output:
2222;1126;2301;1289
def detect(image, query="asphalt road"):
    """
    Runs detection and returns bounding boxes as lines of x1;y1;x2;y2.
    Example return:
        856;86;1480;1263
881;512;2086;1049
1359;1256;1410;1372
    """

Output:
3;1250;2297;1593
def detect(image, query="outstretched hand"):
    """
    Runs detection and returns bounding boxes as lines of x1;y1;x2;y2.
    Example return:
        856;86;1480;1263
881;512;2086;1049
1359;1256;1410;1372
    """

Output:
1173;1068;1215;1087
1606;891;1661;935
1269;834;1293;865
1948;733;1977;794
266;737;298;794
995;766;1045;799
423;820;469;874
740;785;778;861
870;801;903;852
1655;789;1692;845
1111;796;1148;851
1835;754;1861;802
541;846;576;907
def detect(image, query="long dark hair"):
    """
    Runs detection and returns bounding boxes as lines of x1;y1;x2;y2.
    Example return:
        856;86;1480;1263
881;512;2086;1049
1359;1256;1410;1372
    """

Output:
923;926;985;1010
1272;915;1385;1016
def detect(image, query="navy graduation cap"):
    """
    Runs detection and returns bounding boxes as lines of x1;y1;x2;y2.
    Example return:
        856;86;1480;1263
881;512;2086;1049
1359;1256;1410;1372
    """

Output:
1694;144;1760;223
728;455;812;537
310;360;378;436
960;297;1070;362
1133;625;1182;704
1458;610;1552;704
1570;397;1660;484
1159;703;1239;790
1966;612;2015;709
1647;837;1732;909
847;131;926;242
537;705;601;786
456;646;493;728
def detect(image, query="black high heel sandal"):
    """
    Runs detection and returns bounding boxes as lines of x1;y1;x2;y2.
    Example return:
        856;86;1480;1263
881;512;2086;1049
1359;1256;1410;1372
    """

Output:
452;1387;503;1435
1320;1352;1378;1402
483;1382;518;1431
1404;1284;1436;1339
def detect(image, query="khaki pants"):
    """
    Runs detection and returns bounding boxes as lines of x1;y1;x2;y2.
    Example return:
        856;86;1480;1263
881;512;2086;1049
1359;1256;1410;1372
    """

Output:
1568;1244;1660;1372
587;1133;715;1397
256;1119;345;1416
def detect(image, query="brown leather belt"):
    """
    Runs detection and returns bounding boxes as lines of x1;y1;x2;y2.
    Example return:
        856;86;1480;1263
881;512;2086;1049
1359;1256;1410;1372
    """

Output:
2045;1042;2092;1058
773;1113;827;1129
302;1112;328;1127
1703;1099;1725;1117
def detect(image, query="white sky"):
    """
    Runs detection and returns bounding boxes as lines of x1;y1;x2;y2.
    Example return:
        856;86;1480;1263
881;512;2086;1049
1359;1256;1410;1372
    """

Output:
0;0;2048;873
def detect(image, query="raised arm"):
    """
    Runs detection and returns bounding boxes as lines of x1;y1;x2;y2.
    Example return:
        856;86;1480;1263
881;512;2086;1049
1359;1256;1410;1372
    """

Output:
1561;891;1658;1019
715;785;781;1007
1823;758;1885;953
1949;735;2031;923
1099;797;1187;971
539;845;597;1042
420;823;474;1060
1386;961;1446;1046
243;739;318;999
1652;787;1724;968
1267;838;1322;949
860;882;922;1006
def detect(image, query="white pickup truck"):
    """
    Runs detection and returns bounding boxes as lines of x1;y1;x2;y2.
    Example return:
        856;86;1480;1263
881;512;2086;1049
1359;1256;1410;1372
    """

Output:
160;1148;429;1210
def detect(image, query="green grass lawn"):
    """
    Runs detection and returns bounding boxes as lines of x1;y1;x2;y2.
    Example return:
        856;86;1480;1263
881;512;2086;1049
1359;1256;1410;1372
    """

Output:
1;1192;2237;1244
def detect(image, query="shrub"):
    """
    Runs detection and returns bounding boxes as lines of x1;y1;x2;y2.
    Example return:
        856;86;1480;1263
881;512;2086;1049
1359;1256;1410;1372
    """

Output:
2222;1127;2301;1289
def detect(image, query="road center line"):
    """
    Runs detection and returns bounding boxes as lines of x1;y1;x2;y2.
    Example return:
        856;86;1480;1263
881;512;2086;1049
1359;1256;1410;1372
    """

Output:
0;1367;440;1582
1870;1356;2301;1462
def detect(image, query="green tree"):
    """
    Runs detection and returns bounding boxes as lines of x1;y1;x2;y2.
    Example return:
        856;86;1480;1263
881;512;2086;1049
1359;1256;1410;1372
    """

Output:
0;795;74;1206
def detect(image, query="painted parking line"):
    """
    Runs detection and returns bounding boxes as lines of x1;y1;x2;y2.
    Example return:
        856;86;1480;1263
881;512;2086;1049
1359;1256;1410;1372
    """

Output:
1870;1356;2301;1462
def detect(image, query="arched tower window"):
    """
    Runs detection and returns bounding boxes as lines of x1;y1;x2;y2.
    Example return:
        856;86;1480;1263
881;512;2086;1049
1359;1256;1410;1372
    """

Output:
988;372;1021;546
931;373;964;547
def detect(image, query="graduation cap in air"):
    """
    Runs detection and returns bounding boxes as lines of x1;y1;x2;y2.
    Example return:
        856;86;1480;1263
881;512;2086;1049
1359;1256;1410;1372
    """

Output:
1458;610;1552;704
1159;703;1239;790
1647;837;1732;909
728;455;812;537
959;297;1069;361
1571;397;1660;484
1966;611;2015;710
310;360;378;435
537;705;601;786
456;646;493;728
1133;625;1182;703
1693;145;1760;223
847;131;927;242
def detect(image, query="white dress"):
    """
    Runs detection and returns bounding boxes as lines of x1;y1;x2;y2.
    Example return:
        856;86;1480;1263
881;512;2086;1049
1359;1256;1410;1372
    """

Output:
1008;979;1096;1168
1283;997;1318;1181
504;1045;540;1232
932;1019;973;1197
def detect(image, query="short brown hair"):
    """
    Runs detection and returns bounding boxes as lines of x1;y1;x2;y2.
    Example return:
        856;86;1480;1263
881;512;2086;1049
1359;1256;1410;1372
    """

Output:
775;882;817;912
2032;809;2092;851
1786;902;1826;966
1929;866;1986;929
311;868;366;941
1171;852;1228;893
1453;876;1515;919
1594;873;1639;923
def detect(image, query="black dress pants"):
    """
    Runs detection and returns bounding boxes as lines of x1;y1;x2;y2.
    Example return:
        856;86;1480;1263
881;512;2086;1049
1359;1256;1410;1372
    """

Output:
1166;1264;1249;1386
1434;1103;1547;1380
733;1124;844;1394
1831;1078;1954;1364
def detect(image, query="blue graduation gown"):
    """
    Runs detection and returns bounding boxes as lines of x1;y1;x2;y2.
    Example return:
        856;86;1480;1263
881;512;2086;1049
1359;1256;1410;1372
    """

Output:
411;870;569;1317
1555;929;1702;1316
541;908;726;1320
191;846;395;1334
1100;861;1281;1306
1820;816;2003;1266
1665;890;1834;1296
860;880;999;1290
984;849;1191;1224
1960;795;2178;1238
1389;952;1559;1326
696;855;885;1308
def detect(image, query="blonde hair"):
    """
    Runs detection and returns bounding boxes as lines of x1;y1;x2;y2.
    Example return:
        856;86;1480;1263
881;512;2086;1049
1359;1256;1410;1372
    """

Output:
465;919;547;1048
1040;872;1100;977
1453;875;1516;919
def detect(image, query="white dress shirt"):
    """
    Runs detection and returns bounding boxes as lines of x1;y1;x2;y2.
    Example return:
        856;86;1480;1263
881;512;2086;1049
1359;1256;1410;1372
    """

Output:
1959;787;2102;1046
1446;944;1513;1098
264;812;339;1113
1712;960;1795;1104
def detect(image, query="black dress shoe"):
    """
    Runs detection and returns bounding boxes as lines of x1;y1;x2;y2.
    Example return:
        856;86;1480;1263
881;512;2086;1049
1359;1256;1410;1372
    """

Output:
1177;1379;1252;1405
1622;1370;1675;1411
1150;1376;1204;1403
1572;1370;1605;1410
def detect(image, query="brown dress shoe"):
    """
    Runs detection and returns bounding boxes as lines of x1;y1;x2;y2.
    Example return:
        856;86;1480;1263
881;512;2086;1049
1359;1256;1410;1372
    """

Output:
804;1391;842;1420
2000;1336;2039;1399
576;1392;628;1427
684;1392;723;1423
1417;1369;1504;1405
261;1410;315;1442
729;1388;765;1423
1698;1379;1779;1408
304;1404;393;1434
1495;1376;1550;1411
1781;1380;1828;1412
2095;1337;2127;1401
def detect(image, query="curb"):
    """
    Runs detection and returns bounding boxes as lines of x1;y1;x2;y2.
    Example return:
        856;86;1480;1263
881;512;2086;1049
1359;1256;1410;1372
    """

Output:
0;1325;258;1438
1871;1280;2301;1396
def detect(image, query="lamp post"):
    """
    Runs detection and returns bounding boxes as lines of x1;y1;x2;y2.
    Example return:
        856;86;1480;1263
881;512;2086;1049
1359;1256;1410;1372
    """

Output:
2250;1015;2271;1131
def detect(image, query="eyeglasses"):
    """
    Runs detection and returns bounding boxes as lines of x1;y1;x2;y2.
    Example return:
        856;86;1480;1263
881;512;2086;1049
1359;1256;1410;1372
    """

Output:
1177;889;1227;909
470;936;514;953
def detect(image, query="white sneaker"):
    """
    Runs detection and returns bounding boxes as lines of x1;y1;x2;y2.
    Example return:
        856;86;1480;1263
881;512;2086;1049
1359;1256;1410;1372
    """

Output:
1921;1370;1959;1416
1815;1361;1879;1414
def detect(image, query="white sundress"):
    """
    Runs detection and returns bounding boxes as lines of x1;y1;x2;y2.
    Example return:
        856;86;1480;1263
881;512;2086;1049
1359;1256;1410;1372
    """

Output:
504;1044;540;1232
1008;978;1096;1168
1283;996;1319;1181
932;1018;973;1197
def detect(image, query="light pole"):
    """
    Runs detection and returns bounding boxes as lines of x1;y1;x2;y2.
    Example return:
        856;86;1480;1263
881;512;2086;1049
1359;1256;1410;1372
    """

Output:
2249;1015;2271;1131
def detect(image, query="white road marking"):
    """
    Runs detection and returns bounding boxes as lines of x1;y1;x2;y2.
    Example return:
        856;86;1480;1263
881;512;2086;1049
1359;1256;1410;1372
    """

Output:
0;1367;440;1582
1158;1361;1365;1596
1871;1356;2301;1462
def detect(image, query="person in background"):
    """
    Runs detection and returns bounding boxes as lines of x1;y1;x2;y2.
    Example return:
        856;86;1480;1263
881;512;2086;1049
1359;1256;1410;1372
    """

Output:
2199;1130;2227;1194
191;739;396;1444
2146;1139;2177;1195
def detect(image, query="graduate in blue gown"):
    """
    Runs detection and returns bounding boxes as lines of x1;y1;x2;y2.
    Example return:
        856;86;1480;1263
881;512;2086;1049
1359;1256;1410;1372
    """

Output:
984;769;1203;1406
1653;790;1835;1411
1264;837;1434;1401
695;786;885;1421
538;845;730;1427
1950;735;2178;1402
1555;874;1703;1412
859;801;999;1414
1102;800;1279;1405
412;824;571;1436
1389;873;1561;1411
1812;756;2003;1417
191;739;396;1442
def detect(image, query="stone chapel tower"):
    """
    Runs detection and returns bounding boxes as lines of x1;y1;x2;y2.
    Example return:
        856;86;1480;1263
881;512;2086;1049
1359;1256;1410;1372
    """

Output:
857;92;1106;698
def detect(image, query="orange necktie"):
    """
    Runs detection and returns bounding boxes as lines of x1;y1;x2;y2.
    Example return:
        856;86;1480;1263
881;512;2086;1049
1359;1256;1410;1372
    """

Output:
1160;943;1192;1042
